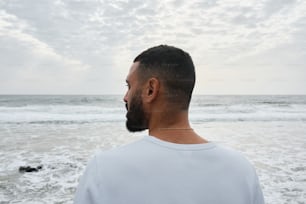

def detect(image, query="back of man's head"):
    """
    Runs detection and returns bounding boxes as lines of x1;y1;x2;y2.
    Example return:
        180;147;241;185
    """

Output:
134;45;195;110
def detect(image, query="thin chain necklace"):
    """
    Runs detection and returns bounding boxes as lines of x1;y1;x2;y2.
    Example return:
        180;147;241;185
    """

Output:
158;128;193;131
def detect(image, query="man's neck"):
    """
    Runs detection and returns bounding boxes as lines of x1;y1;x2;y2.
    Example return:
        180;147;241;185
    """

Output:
149;128;208;144
148;111;208;144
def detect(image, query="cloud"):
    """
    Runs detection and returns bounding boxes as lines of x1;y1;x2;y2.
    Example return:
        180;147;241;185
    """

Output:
0;10;91;94
0;0;305;94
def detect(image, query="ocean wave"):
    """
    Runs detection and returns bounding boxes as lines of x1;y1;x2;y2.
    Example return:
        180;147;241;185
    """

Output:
1;112;305;124
0;96;305;124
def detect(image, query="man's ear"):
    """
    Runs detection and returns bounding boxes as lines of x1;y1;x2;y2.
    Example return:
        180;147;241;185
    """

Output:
144;77;159;103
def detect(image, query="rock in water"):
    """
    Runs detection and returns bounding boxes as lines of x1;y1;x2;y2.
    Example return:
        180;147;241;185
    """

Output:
19;165;43;173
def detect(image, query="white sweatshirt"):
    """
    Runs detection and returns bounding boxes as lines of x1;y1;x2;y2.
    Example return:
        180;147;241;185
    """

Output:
74;135;264;204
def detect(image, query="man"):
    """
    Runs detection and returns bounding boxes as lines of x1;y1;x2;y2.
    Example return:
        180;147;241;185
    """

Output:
74;45;265;204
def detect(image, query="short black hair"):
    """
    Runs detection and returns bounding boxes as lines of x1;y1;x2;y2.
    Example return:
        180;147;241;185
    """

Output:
134;45;195;110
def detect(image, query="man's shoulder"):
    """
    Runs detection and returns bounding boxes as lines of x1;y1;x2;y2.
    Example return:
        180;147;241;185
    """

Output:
214;144;250;162
94;137;254;168
94;137;148;161
213;144;257;176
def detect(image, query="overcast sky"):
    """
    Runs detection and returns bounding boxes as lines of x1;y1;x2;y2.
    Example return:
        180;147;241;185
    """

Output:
0;0;305;95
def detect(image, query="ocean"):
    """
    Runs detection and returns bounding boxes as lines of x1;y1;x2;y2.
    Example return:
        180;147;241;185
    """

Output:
0;95;305;204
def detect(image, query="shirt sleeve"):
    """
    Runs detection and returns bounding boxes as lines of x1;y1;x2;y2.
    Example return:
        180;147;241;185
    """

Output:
74;155;100;204
253;173;265;204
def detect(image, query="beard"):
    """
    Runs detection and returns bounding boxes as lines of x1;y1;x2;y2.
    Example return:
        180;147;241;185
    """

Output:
125;90;148;132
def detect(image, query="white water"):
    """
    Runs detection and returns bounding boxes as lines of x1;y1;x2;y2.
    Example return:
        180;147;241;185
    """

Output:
0;95;305;203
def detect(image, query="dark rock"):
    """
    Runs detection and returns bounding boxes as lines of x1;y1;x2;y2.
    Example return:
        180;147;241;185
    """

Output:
19;165;43;173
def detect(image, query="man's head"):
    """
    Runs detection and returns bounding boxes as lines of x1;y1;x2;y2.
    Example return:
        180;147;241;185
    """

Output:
124;45;196;132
